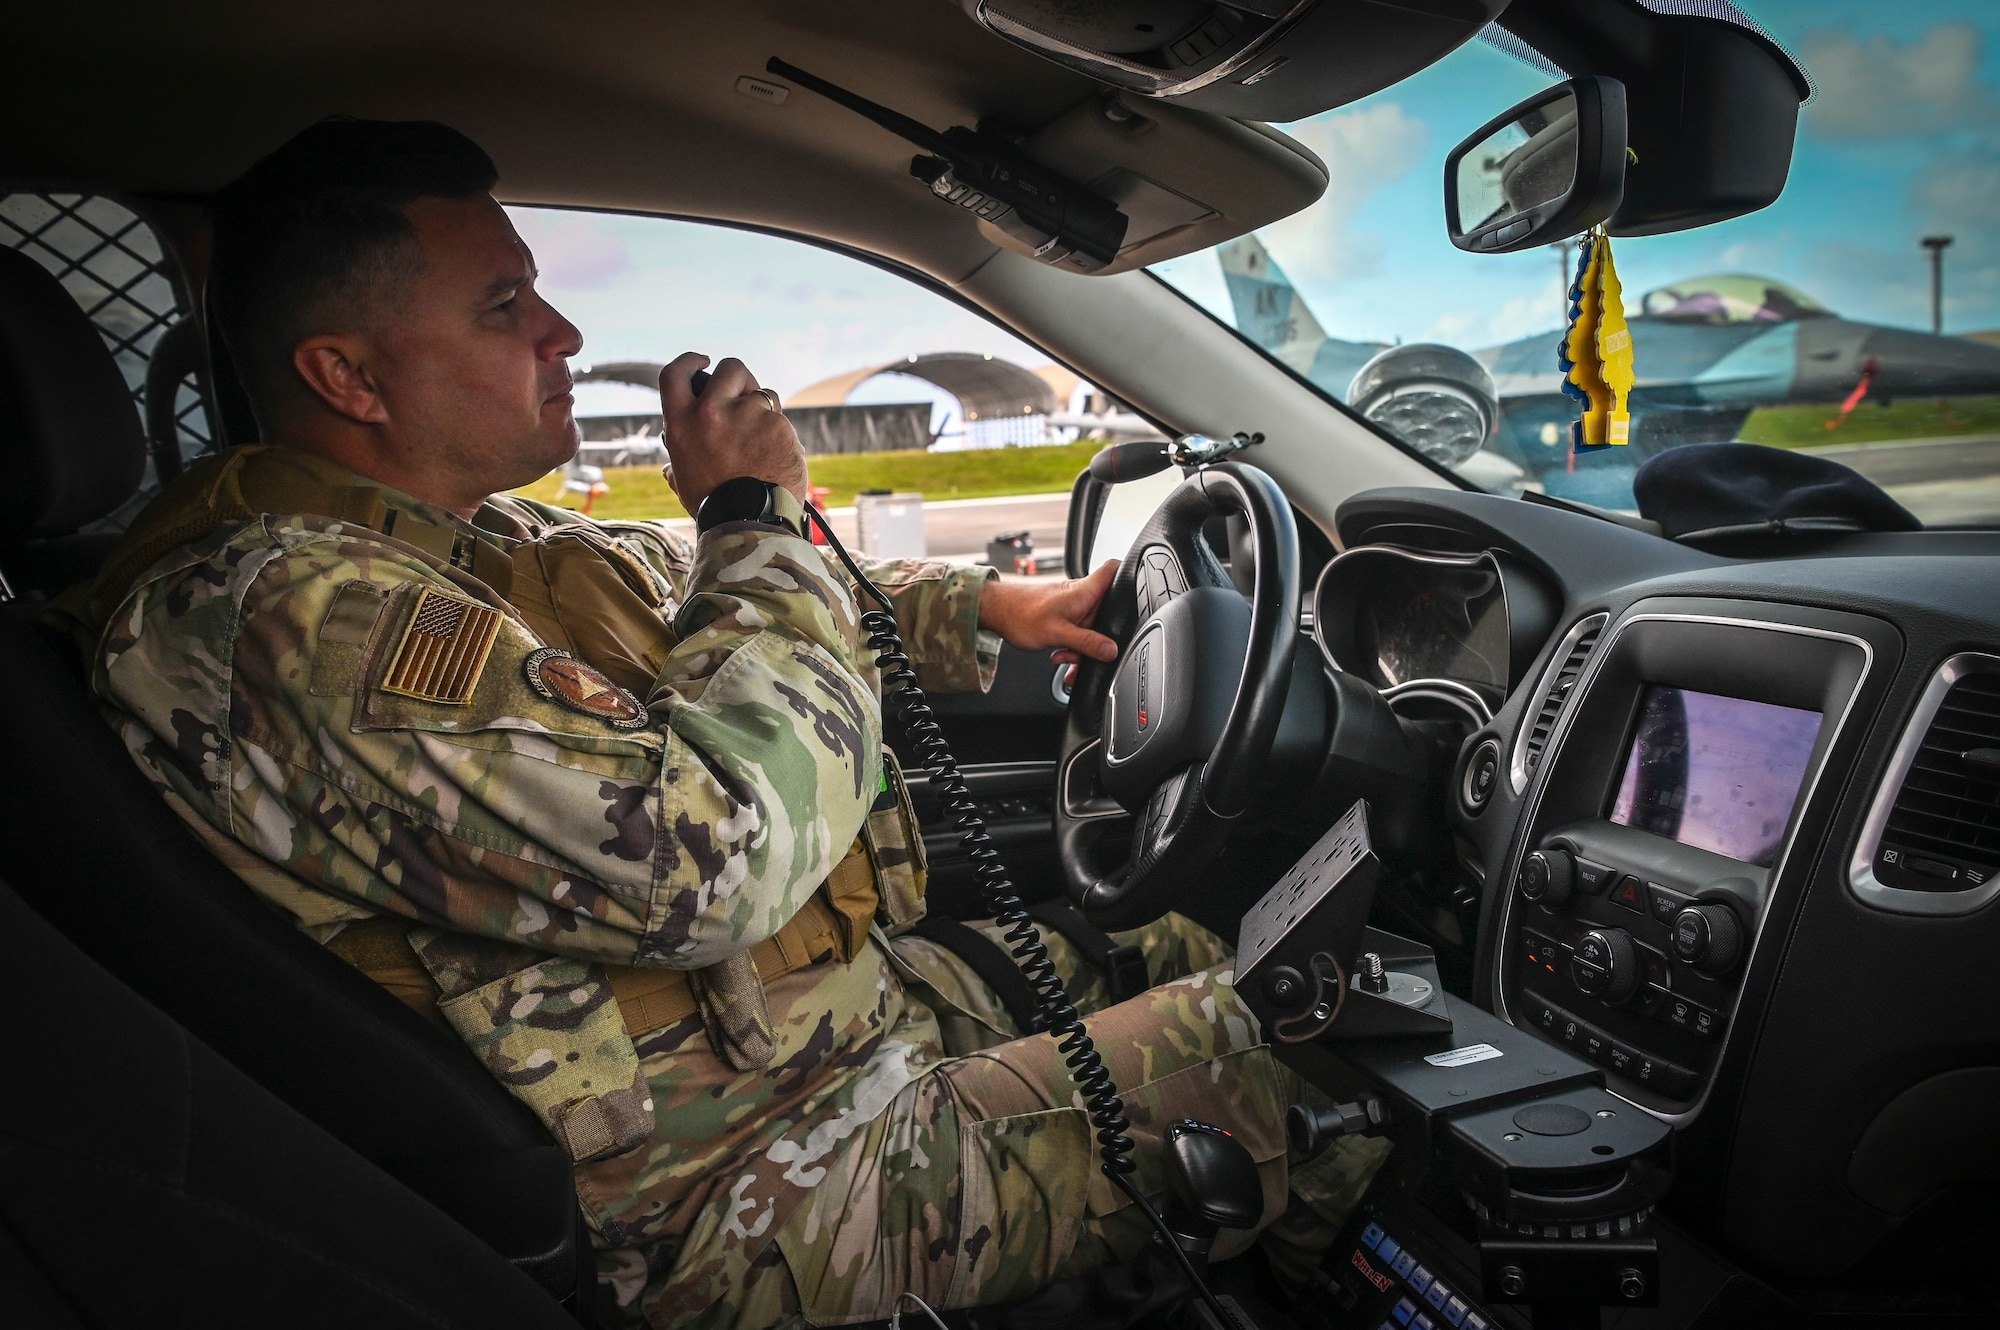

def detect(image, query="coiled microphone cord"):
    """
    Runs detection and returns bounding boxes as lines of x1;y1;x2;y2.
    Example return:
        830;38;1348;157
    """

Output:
803;501;1245;1330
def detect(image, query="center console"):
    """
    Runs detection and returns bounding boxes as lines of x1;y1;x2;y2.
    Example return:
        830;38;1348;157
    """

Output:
1494;606;1876;1115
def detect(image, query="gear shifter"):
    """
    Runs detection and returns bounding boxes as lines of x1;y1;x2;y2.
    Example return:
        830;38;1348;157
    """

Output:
1159;1119;1263;1275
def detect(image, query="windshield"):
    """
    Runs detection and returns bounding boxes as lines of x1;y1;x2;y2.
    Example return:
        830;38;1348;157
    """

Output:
1149;1;2000;528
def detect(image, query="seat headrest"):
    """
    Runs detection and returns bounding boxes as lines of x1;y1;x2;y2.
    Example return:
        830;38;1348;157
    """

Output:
0;245;149;538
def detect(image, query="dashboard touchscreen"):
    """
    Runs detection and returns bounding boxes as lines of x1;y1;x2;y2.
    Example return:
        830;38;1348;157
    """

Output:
1608;687;1823;867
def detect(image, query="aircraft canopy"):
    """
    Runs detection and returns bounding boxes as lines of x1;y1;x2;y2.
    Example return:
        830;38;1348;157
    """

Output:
1639;275;1832;325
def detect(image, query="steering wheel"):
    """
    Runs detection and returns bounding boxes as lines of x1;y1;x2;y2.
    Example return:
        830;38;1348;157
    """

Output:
1055;462;1300;930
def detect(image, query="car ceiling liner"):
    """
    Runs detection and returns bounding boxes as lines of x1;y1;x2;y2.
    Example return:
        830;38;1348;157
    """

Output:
943;0;1812;271
956;0;1510;124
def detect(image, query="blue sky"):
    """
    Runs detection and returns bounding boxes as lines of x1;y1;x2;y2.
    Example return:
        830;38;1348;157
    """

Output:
1158;0;2000;350
515;0;2000;415
505;210;1042;416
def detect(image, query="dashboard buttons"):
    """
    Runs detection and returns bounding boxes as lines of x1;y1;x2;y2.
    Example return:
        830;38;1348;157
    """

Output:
1631;1054;1700;1100
1646;882;1690;923
1461;739;1502;814
1610;874;1646;913
1523;997;1702;1097
1635;944;1671;991
1672;903;1744;972
1665;996;1724;1040
1519;991;1561;1034
1571;928;1638;1002
1520;931;1561;977
1573;858;1616;895
1519;849;1575;907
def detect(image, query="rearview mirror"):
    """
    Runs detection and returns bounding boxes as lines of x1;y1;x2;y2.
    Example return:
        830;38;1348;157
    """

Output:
1445;76;1626;254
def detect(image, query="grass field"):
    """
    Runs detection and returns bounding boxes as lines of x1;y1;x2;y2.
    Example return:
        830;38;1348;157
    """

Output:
1739;395;2000;448
512;439;1103;521
516;396;2000;522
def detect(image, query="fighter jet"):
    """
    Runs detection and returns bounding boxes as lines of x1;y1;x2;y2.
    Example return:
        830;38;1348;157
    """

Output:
1218;237;1385;396
1217;235;2000;502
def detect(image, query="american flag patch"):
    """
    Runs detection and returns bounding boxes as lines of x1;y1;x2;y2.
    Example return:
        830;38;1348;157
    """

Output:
380;588;502;704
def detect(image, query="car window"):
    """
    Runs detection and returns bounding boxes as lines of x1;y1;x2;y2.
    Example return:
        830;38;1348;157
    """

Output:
1;191;214;528
1149;1;2000;528
505;208;1141;570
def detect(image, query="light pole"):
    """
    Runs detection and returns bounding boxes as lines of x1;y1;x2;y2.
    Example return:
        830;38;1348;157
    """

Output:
1922;234;1953;335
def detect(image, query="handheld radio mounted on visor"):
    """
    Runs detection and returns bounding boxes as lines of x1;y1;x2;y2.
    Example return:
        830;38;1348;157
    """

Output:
765;57;1130;273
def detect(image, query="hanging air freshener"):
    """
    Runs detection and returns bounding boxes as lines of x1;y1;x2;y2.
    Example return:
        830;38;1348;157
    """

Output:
1557;227;1634;454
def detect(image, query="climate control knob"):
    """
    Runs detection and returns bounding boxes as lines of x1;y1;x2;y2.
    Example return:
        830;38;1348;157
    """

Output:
1672;904;1744;972
1570;927;1638;1003
1518;849;1575;907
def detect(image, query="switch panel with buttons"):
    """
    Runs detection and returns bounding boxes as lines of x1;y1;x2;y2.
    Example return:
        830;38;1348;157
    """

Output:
1329;1210;1501;1330
1506;821;1763;1105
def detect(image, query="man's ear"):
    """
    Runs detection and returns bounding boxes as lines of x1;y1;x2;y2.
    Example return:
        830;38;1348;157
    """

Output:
292;335;389;425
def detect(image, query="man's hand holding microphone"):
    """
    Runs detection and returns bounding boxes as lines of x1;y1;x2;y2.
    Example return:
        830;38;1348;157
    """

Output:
658;351;1117;669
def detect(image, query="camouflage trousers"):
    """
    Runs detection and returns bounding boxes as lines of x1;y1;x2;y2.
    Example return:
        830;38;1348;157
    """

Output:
640;913;1391;1328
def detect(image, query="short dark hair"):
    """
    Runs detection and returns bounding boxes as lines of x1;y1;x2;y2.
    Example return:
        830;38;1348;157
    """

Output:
207;118;498;419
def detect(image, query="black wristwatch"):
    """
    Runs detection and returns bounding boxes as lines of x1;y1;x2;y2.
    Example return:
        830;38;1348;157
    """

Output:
695;477;802;536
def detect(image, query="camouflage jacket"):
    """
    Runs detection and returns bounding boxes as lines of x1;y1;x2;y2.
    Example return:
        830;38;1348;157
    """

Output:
74;448;996;962
68;447;1008;1295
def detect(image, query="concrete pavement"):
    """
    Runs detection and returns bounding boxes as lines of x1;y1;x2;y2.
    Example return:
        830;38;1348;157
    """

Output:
654;492;1075;570
1803;434;2000;526
643;436;2000;569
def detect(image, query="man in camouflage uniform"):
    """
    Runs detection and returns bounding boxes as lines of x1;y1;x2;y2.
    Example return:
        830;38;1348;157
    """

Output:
61;120;1386;1327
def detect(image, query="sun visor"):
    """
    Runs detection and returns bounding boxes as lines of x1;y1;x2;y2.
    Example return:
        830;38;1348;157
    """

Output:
759;58;1328;277
957;0;1508;124
1002;93;1328;273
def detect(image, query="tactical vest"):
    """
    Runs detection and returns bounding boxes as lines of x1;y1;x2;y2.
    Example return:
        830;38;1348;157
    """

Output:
63;445;928;1162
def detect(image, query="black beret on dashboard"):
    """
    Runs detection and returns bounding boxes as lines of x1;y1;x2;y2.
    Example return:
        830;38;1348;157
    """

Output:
1633;442;1922;542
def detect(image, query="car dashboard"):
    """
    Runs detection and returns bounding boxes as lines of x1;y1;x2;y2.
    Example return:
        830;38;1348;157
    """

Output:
1321;484;2000;1288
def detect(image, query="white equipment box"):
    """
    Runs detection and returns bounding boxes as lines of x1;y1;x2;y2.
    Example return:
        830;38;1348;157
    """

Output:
855;491;926;559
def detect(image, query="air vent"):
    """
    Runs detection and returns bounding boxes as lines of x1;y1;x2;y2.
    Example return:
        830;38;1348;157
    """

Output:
1511;614;1608;794
1852;654;2000;915
1875;672;2000;892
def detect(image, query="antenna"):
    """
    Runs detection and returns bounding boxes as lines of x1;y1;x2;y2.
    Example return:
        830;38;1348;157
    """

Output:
764;58;949;156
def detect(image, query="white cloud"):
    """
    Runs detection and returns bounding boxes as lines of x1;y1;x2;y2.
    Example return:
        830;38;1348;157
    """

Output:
1260;102;1429;287
507;208;633;291
510;209;1042;397
1484;290;1569;344
1801;24;1995;140
1914;135;2000;234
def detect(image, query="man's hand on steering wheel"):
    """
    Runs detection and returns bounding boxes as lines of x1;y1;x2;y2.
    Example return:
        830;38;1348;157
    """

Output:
979;559;1121;672
1054;464;1301;930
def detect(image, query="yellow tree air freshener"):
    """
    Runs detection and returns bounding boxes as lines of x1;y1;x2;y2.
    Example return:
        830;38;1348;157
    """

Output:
1557;228;1635;454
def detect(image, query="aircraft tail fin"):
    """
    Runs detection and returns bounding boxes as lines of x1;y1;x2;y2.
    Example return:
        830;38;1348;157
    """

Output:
1219;234;1329;359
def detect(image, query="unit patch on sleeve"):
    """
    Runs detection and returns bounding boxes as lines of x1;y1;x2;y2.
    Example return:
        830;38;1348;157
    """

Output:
523;647;649;729
379;587;503;704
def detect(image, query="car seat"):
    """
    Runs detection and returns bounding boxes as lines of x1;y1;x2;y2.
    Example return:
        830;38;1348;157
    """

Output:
0;870;585;1329
0;242;585;1310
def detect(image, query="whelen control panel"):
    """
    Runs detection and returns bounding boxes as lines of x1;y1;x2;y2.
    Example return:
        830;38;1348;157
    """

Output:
1496;606;1874;1111
1325;1208;1507;1330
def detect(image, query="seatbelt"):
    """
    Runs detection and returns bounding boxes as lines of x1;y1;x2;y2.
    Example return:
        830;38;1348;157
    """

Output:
1029;898;1151;1004
905;915;1046;1036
